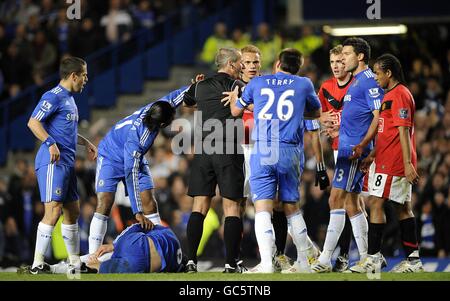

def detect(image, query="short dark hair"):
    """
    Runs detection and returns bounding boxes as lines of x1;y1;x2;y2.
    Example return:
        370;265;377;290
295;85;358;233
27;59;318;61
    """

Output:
278;48;303;74
343;37;371;64
374;53;406;84
60;57;86;79
143;101;175;131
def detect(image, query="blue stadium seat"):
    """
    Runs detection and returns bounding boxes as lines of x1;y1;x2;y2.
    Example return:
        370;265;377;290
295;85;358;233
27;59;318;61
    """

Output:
172;29;195;65
145;41;170;79
119;54;144;94
92;68;117;108
9;115;35;151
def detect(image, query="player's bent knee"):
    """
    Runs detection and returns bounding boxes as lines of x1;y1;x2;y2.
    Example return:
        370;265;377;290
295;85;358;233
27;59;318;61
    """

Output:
42;204;63;225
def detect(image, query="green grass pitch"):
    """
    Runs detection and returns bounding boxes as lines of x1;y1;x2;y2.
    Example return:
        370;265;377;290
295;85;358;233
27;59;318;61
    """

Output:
1;272;449;281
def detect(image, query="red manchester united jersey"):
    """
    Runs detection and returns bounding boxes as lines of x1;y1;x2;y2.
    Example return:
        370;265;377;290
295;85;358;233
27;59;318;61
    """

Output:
375;84;416;176
318;76;353;150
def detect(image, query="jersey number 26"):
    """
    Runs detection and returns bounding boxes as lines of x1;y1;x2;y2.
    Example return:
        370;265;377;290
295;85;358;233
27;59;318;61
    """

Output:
258;88;294;121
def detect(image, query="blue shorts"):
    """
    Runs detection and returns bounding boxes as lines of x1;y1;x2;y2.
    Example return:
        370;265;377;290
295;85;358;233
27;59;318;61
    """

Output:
95;155;154;194
99;231;150;273
250;144;303;203
36;163;78;203
332;147;368;193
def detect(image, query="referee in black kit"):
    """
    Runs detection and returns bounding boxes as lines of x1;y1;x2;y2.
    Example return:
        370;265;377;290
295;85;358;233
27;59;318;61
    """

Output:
183;47;246;273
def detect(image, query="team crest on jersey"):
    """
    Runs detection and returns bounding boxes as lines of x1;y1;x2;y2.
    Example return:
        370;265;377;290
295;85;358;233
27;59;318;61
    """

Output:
368;88;380;98
344;95;351;102
399;108;409;119
41;100;52;112
55;188;62;196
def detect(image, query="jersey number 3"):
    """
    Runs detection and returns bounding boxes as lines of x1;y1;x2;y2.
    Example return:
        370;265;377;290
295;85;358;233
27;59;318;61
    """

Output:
258;88;294;121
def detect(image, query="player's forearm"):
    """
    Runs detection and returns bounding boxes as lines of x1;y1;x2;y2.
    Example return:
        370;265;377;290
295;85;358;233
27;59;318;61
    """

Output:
77;133;93;146
359;111;379;147
230;99;245;117
368;147;376;159
27;118;50;142
398;126;412;165
310;130;324;162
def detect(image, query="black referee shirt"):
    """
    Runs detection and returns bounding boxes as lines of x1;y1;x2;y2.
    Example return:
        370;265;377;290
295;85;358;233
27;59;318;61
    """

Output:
183;72;245;146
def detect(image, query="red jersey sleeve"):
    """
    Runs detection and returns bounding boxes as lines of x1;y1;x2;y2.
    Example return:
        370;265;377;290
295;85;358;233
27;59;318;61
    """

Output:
318;85;330;112
392;89;413;127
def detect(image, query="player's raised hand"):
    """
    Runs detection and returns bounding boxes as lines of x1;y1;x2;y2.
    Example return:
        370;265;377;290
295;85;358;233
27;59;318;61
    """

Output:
86;142;98;161
221;85;239;107
192;74;205;83
404;162;420;185
49;144;60;163
135;213;154;231
349;144;364;160
325;124;340;138
320;111;338;128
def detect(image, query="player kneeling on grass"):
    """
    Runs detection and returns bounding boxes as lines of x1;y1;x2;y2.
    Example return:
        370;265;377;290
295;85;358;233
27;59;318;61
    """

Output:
18;224;185;274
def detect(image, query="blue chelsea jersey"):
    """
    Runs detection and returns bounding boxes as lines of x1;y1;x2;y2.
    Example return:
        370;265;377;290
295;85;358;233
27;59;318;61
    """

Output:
98;86;188;166
31;85;79;169
237;72;321;146
339;68;383;150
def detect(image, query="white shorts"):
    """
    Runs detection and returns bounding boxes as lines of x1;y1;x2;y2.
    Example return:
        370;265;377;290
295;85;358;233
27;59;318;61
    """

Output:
242;144;253;199
360;162;375;197
369;173;412;204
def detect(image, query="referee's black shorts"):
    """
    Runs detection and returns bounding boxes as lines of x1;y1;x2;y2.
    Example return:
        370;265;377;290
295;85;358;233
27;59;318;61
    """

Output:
188;153;244;200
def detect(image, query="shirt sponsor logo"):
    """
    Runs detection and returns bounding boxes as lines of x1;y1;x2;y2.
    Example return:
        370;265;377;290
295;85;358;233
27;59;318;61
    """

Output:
66;113;78;121
399;108;409;119
41;100;53;112
369;88;380;98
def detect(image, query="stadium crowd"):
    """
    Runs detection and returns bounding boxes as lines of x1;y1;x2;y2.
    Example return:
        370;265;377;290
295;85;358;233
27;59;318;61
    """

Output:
0;1;449;268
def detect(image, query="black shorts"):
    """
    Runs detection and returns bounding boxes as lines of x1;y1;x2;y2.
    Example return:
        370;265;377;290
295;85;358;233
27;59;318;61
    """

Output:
188;153;244;200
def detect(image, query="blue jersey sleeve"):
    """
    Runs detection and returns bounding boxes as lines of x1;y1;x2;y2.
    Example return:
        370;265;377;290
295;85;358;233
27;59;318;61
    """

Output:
113;223;143;245
158;86;189;108
304;78;321;113
31;92;59;122
364;79;383;111
304;119;320;131
236;81;254;109
124;125;147;215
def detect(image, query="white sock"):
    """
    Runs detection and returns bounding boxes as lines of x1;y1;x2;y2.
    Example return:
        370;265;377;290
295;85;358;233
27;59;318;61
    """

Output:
318;209;346;265
88;213;109;254
306;235;314;249
254;211;275;269
287;211;309;265
145;213;162;225
350;212;368;260
61;223;80;266
32;222;54;268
